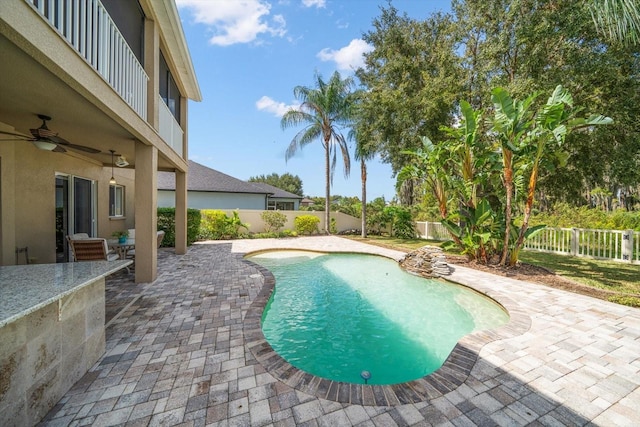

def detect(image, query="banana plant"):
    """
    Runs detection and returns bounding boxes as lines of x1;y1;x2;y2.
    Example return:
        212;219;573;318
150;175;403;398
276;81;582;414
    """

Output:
491;85;612;266
490;87;538;265
397;136;450;219
442;199;500;262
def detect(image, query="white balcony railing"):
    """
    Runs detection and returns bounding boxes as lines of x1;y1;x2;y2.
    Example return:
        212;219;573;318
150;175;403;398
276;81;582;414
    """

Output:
27;0;148;119
158;95;184;157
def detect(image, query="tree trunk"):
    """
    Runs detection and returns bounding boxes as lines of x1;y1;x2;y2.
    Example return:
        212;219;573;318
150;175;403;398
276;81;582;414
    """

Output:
324;139;331;235
361;160;367;238
500;149;513;265
512;161;539;265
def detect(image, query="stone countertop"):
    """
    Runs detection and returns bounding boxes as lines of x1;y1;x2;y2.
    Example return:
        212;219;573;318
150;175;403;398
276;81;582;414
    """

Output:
0;260;132;328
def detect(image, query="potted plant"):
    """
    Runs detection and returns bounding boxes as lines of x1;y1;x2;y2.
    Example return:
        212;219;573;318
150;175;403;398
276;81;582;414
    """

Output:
112;230;129;243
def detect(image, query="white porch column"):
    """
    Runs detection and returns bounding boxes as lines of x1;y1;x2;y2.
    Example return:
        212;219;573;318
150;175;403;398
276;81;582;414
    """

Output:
134;142;158;283
175;170;187;255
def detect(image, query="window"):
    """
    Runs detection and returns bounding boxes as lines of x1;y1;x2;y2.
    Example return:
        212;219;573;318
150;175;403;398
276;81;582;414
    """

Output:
109;185;125;217
159;52;181;120
267;200;294;210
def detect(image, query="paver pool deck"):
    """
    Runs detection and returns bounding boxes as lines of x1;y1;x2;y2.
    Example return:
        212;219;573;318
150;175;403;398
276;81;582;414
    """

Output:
40;236;640;426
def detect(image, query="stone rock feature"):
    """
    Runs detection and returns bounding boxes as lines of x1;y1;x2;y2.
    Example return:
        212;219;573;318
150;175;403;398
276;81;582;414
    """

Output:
399;245;451;277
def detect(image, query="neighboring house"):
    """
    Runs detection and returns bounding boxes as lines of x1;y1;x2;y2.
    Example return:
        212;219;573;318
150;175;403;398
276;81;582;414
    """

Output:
300;197;315;208
0;0;201;283
158;160;302;210
250;182;303;210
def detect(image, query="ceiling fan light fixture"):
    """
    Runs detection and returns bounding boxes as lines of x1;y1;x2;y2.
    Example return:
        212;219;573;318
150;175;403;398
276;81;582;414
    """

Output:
109;149;117;185
115;155;129;167
32;140;57;151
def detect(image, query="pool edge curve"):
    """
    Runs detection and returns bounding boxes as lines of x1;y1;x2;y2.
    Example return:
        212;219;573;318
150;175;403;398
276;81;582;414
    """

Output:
240;253;531;406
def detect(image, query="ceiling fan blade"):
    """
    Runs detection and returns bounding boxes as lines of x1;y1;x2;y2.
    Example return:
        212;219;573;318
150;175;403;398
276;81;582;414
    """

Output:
48;135;101;154
0;137;34;142
0;130;31;138
52;145;67;153
47;135;70;145
64;143;101;154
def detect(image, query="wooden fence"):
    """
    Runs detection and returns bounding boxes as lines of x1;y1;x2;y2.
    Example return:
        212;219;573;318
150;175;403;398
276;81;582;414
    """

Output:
415;221;640;264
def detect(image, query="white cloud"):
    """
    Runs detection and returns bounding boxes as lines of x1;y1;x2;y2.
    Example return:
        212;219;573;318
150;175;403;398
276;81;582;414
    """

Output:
176;0;286;46
317;39;373;71
302;0;326;8
256;96;299;117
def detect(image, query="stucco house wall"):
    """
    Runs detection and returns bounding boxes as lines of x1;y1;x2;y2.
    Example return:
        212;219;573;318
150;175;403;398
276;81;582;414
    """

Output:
1;143;136;264
158;190;267;210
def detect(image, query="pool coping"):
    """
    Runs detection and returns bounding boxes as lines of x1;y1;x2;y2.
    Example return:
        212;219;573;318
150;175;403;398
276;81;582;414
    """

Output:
241;250;532;406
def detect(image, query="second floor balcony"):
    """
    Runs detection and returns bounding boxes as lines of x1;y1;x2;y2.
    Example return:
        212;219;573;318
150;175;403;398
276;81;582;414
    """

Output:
27;0;148;122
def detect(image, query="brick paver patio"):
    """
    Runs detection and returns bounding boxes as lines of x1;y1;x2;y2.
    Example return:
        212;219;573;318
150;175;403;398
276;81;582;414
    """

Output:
40;237;640;426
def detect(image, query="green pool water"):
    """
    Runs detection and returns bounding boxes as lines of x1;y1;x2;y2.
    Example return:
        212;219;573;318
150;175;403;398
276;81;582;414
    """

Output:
250;251;509;385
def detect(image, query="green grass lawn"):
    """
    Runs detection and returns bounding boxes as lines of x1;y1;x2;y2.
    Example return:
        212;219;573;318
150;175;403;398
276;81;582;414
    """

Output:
519;251;640;295
344;235;640;307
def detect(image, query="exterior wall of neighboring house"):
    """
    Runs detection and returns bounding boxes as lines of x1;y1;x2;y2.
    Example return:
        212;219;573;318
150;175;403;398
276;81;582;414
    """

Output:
158;190;268;210
267;198;300;210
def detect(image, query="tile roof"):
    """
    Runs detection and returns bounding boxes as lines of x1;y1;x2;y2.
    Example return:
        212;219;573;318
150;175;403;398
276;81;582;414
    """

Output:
248;182;303;200
157;160;268;194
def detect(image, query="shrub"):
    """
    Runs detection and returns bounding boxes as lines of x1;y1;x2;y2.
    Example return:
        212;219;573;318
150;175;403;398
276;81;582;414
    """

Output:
367;206;416;238
330;217;337;234
294;215;320;235
157;207;201;247
388;206;417;239
261;211;288;232
199;210;248;240
530;203;640;231
608;295;640;308
251;230;298;239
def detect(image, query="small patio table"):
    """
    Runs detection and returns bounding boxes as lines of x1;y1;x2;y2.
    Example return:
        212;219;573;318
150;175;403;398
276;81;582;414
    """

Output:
107;238;135;260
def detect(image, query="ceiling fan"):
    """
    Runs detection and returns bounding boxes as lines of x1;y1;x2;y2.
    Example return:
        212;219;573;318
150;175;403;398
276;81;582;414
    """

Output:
0;114;101;154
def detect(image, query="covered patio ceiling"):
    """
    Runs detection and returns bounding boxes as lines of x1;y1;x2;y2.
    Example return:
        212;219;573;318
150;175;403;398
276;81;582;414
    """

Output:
0;33;179;171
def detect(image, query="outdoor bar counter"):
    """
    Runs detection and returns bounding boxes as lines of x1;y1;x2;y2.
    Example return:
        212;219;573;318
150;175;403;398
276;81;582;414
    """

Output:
0;260;132;426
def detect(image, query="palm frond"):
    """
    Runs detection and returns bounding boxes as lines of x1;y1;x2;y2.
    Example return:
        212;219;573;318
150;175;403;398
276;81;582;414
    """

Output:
590;0;640;45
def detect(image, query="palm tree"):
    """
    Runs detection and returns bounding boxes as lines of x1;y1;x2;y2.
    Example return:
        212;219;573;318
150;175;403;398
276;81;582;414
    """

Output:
281;71;356;234
589;0;640;45
349;127;376;238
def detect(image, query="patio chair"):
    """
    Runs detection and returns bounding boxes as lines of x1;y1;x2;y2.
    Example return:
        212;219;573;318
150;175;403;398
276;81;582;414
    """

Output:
67;236;119;262
15;246;29;265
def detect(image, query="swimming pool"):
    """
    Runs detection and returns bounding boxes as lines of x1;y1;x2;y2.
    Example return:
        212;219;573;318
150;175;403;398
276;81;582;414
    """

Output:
250;251;509;385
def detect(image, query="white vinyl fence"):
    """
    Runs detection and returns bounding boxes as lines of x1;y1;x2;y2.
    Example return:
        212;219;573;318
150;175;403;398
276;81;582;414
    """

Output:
415;221;640;265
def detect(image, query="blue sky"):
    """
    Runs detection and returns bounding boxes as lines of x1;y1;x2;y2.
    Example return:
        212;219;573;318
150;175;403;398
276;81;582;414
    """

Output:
175;0;451;200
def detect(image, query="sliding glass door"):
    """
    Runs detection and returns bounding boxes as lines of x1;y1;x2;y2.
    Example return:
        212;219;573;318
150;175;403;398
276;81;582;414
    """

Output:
56;175;96;262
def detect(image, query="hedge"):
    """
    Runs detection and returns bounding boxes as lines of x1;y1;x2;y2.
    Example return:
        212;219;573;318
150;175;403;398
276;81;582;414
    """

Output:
157;207;201;247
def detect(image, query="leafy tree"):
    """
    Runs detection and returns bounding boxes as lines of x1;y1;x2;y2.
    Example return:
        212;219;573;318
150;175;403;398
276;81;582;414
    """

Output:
450;0;640;206
351;0;639;213
281;71;356;234
248;173;303;196
356;5;461;205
